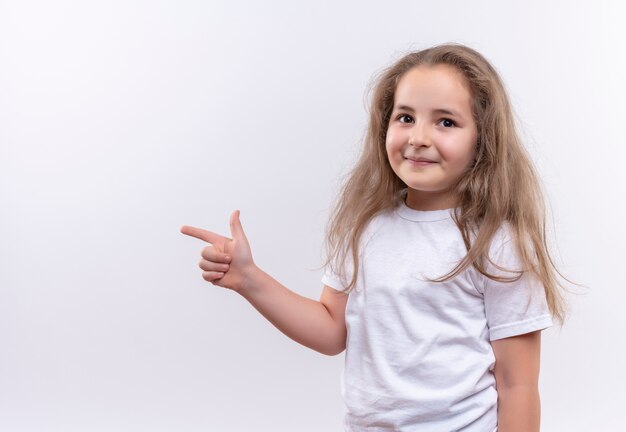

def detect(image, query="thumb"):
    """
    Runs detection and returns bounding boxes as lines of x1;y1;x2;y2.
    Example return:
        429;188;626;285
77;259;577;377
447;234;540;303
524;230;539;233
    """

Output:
229;209;247;241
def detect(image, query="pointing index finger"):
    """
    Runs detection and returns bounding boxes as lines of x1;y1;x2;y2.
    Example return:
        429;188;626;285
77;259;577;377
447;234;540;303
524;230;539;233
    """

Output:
180;225;227;244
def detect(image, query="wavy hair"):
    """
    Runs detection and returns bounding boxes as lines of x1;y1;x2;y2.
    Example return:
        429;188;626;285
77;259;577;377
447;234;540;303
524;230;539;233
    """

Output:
322;42;577;326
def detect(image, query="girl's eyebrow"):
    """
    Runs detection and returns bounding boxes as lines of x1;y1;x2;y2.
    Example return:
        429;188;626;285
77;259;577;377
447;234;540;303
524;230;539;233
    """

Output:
394;104;463;119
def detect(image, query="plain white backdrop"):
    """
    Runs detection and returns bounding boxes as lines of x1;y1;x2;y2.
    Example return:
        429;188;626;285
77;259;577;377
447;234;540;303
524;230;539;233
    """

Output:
1;1;624;431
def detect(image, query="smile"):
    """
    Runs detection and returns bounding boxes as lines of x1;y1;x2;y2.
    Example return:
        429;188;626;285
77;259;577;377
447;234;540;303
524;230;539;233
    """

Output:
406;158;437;167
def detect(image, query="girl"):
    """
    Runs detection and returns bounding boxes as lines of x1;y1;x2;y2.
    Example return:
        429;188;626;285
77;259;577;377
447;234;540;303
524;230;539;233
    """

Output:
181;43;571;431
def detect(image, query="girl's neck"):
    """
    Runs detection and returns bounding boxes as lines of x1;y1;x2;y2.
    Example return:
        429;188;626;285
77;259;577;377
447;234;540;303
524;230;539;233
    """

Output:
404;189;459;211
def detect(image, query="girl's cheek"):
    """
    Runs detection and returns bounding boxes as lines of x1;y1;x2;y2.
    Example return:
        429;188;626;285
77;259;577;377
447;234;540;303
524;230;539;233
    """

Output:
385;131;400;148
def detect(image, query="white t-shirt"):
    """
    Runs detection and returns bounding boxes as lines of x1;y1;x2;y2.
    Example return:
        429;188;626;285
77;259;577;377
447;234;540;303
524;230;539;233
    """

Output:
322;197;553;431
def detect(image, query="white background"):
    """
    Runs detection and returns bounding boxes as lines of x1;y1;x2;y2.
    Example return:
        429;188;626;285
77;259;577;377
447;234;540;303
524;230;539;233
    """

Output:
1;1;624;431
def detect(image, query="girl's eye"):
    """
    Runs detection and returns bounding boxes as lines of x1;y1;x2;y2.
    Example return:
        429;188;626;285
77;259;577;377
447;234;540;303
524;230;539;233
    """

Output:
397;114;414;123
396;114;455;128
439;118;456;128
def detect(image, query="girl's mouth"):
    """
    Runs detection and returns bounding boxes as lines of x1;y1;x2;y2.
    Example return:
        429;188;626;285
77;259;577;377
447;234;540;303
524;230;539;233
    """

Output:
406;158;436;167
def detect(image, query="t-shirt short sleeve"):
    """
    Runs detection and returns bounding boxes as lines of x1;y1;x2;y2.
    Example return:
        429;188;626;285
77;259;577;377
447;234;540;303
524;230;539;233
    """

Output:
481;229;553;341
321;266;345;291
321;254;354;292
320;216;381;292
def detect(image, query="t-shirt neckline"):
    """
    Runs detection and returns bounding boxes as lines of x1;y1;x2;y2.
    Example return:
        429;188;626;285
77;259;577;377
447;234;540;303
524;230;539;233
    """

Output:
396;190;459;222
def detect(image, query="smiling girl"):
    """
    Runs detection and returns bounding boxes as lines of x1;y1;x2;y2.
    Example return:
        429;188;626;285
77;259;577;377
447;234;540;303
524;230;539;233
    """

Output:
181;43;571;431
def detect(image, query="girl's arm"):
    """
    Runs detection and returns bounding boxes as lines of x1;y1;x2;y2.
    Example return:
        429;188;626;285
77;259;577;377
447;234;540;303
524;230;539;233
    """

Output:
181;210;348;356
239;270;348;356
491;330;543;432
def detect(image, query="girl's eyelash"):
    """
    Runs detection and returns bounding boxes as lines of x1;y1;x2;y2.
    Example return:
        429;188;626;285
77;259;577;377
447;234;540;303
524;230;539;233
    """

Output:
396;114;456;127
440;118;456;127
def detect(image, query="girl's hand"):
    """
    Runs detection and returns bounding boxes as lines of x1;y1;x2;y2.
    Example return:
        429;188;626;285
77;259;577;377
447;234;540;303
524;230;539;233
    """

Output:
180;210;256;293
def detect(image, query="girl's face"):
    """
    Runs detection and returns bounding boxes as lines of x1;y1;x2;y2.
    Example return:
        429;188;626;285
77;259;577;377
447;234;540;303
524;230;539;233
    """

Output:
386;65;478;211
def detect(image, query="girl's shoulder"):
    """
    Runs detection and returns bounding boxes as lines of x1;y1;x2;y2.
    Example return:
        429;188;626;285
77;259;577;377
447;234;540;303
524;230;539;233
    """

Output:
485;221;526;274
490;221;515;251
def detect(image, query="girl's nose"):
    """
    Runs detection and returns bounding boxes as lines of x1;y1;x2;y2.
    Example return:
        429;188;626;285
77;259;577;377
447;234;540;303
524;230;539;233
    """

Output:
408;123;432;147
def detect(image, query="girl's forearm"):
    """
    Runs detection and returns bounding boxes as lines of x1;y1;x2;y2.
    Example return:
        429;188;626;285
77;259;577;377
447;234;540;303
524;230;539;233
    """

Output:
237;266;345;356
497;385;541;432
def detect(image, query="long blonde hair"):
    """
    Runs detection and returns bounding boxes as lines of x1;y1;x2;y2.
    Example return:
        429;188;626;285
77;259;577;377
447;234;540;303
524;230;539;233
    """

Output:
322;42;576;326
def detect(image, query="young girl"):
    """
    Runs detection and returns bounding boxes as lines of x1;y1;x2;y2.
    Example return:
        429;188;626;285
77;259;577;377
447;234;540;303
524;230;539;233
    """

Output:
181;43;570;431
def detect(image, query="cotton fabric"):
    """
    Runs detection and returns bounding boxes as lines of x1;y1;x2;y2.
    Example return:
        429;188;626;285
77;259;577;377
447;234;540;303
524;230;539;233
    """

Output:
322;194;552;431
